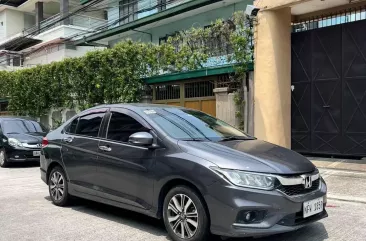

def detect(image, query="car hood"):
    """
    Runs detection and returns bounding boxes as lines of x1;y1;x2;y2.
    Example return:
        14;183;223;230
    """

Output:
178;139;315;174
5;133;45;144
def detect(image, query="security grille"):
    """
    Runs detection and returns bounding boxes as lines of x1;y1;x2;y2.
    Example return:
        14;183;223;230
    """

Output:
292;5;366;32
155;84;180;100
184;80;214;98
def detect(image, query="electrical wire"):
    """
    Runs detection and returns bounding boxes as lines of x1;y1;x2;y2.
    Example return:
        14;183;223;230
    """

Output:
2;0;107;51
64;0;185;43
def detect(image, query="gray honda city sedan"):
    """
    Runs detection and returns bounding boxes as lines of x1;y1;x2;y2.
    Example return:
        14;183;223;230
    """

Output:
40;104;327;241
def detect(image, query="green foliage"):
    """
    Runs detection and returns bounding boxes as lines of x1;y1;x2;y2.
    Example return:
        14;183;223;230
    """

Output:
0;11;253;118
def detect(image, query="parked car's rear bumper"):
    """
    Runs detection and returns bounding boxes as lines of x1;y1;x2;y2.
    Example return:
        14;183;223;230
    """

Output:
205;178;328;238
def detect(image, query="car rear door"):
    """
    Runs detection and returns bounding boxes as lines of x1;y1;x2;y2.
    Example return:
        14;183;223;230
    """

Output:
94;108;155;210
60;108;108;195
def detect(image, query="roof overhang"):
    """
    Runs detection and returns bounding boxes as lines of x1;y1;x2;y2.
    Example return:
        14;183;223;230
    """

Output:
144;63;254;84
0;36;42;52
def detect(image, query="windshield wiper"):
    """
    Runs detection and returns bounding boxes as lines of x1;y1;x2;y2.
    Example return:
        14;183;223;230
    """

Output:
5;132;20;134
180;138;206;142
220;136;255;142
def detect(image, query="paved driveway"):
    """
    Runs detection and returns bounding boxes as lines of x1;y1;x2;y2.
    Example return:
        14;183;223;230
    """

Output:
0;164;365;241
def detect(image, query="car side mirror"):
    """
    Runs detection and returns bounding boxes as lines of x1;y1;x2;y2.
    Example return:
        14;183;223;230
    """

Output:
128;132;154;147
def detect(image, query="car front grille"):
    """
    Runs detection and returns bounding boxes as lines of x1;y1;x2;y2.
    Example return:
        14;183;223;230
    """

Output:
277;178;320;196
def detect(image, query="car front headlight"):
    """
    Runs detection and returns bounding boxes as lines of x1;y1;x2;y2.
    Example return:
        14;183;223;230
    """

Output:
211;167;276;190
8;138;23;148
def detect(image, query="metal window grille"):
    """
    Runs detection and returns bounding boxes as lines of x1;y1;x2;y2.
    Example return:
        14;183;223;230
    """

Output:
155;84;180;100
184;80;214;98
292;6;366;32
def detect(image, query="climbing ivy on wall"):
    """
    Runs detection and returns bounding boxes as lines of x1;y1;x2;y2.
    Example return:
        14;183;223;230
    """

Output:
0;11;253;118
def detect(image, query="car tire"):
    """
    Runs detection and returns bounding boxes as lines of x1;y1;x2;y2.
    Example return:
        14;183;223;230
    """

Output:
48;166;70;206
163;186;210;241
0;149;9;168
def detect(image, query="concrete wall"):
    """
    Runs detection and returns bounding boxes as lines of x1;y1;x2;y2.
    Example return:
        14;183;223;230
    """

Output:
109;1;251;46
254;8;292;148
24;45;66;66
0;11;5;40
40;108;79;130
24;44;103;66
24;13;36;30
5;10;25;37
214;88;240;128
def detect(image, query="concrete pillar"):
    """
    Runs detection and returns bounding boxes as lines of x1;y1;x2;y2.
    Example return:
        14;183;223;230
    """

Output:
214;88;238;128
60;0;70;25
35;2;43;33
254;8;291;148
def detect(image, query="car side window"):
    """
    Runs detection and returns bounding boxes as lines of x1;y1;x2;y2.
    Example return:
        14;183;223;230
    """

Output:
106;112;147;143
65;117;79;134
75;113;104;138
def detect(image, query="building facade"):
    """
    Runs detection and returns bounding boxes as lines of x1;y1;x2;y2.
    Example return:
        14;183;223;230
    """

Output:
0;0;106;69
74;0;254;131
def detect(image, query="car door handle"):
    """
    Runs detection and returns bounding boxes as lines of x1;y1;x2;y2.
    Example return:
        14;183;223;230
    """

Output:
99;145;112;152
63;137;74;143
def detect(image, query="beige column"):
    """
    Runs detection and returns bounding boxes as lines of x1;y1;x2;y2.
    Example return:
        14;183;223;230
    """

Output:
254;8;292;148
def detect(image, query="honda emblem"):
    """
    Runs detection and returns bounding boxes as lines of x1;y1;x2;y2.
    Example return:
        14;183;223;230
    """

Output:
304;176;312;189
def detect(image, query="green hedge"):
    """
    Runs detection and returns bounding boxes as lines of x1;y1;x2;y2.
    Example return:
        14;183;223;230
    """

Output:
0;11;252;117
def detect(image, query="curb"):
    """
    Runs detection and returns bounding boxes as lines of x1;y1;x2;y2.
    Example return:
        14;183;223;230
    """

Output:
327;195;366;205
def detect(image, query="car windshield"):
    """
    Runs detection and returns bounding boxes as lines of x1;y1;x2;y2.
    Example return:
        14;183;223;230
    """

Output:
144;108;252;141
2;120;48;134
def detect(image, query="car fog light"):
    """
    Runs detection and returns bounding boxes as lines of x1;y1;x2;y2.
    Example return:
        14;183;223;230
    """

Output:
237;210;266;224
15;155;19;158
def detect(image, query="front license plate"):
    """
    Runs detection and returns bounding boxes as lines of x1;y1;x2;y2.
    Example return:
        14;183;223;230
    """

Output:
33;151;41;157
303;197;324;218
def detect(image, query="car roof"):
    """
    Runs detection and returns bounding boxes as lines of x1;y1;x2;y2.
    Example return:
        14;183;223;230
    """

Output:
92;103;184;109
0;116;38;122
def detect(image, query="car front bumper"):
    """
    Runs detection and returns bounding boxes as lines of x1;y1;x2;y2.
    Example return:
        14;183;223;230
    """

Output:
205;178;328;238
6;148;41;162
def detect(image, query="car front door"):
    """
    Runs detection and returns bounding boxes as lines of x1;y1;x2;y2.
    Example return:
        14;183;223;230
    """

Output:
95;108;155;210
61;108;108;194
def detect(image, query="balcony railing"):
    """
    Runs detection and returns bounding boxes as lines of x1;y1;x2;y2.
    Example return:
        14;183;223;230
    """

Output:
107;0;193;29
24;14;107;36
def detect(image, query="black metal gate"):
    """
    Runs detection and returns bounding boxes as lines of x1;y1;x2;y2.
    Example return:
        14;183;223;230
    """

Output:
292;20;366;156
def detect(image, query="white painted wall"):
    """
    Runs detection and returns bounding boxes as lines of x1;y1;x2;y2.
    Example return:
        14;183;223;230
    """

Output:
24;13;36;29
0;11;5;41
35;25;89;42
65;46;105;58
24;45;66;66
5;10;24;37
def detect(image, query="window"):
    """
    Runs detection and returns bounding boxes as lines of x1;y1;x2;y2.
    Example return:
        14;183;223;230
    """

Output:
120;0;137;24
155;84;181;100
106;112;147;143
65;118;79;134
145;108;250;141
75;113;104;137
2;120;48;134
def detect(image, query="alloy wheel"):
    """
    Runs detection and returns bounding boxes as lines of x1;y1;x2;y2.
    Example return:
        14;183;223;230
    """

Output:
167;194;199;239
50;171;65;201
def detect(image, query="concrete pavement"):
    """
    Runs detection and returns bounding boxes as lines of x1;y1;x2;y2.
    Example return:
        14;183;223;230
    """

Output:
310;157;366;204
1;162;366;240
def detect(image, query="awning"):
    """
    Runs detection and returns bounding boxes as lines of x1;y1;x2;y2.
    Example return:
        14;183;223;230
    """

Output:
0;0;28;7
0;36;42;52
